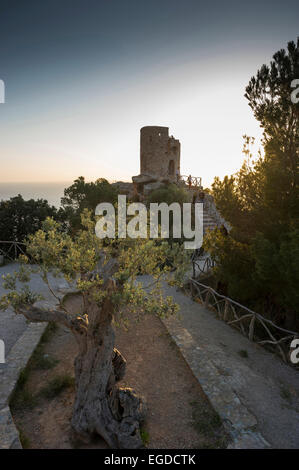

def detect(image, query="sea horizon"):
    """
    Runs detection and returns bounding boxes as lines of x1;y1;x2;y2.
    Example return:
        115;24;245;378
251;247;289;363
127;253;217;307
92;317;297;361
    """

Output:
0;182;72;208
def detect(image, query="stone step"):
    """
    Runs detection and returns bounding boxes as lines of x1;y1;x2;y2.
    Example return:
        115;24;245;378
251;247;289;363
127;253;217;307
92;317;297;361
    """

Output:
202;210;218;234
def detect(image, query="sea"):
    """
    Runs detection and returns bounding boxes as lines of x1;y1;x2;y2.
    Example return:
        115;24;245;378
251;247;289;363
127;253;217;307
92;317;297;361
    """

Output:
0;182;72;208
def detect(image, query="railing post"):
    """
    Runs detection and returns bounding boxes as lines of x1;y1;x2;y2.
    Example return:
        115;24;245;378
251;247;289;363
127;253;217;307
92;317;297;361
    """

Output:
248;315;255;341
204;289;211;308
223;299;229;321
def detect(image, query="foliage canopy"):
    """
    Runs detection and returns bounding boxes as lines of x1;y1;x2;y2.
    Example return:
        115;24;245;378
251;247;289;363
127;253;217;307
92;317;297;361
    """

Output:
205;39;299;328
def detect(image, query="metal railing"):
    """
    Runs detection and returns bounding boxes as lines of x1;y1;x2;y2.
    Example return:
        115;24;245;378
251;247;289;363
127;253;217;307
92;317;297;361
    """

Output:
180;175;202;188
191;253;215;278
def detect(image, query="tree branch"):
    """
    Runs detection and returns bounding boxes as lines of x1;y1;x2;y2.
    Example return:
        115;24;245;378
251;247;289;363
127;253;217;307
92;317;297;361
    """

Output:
15;303;87;334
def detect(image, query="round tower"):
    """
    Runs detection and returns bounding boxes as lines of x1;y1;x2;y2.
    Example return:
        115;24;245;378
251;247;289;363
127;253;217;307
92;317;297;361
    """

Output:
140;126;180;181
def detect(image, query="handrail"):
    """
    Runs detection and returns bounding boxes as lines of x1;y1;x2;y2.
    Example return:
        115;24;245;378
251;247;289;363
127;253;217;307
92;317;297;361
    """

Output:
188;277;299;365
179;175;202;188
192;255;215;277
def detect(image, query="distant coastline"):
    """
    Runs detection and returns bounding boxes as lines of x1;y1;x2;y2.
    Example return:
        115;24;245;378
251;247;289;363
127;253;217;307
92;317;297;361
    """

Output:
0;182;71;208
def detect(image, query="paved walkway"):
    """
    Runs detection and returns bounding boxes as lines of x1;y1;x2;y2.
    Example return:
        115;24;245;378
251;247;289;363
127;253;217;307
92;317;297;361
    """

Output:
137;275;299;448
0;262;69;448
155;280;299;449
0;263;68;358
1;264;298;449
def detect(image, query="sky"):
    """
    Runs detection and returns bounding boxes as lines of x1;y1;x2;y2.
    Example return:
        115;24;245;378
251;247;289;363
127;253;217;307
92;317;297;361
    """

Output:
0;0;298;188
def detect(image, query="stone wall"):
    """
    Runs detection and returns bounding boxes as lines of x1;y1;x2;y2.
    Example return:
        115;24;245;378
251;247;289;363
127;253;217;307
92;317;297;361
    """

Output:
139;126;180;181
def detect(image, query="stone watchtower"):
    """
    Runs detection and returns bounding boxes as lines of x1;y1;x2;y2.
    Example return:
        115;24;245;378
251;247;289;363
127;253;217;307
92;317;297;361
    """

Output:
140;126;180;180
132;126;181;195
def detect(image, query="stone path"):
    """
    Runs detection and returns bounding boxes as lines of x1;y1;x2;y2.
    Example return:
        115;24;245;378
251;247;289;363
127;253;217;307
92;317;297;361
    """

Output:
164;285;299;449
0;263;69;448
0;263;68;358
1;263;298;449
154;279;299;449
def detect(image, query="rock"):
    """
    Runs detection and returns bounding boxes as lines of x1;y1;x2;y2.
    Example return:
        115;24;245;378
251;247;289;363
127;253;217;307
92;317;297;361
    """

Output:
143;181;165;195
132;174;156;185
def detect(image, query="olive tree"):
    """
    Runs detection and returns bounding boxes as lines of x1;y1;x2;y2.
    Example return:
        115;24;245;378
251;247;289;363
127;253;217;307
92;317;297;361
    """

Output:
0;210;189;448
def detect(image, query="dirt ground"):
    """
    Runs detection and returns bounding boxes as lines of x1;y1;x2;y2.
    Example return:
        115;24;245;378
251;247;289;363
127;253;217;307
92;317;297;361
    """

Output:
11;314;229;449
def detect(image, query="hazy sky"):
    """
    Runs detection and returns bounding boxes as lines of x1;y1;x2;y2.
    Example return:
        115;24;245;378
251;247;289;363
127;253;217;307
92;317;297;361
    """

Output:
0;0;298;187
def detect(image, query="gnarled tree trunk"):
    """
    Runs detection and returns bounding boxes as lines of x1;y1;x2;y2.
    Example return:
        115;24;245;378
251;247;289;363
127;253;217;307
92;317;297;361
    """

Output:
18;279;146;449
69;290;146;448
